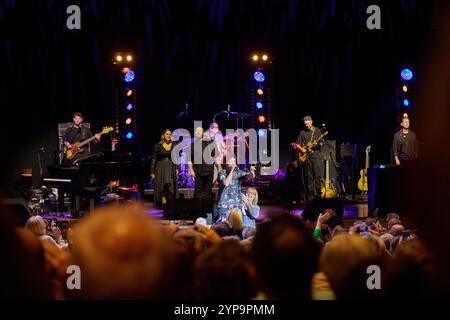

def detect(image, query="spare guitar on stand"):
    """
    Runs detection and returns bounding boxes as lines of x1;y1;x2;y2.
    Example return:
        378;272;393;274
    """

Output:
321;155;337;199
357;146;371;199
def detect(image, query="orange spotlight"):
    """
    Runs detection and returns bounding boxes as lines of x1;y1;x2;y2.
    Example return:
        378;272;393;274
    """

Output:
252;55;259;61
122;67;131;74
125;118;132;125
258;115;266;123
126;55;133;62
127;90;133;97
402;85;408;92
116;55;123;62
262;54;268;61
257;88;264;95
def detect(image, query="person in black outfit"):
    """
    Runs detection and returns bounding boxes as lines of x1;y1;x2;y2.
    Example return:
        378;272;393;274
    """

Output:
392;116;418;166
61;112;100;214
188;126;216;217
150;129;178;208
296;116;323;202
63;112;100;165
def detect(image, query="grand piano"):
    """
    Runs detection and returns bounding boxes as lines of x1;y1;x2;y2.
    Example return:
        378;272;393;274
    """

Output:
43;151;151;213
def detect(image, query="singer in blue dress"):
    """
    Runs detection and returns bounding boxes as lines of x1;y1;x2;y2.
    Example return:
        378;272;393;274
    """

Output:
216;158;255;217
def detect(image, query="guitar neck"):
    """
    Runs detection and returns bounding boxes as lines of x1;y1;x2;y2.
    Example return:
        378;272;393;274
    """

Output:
78;133;99;148
325;160;330;187
365;152;369;170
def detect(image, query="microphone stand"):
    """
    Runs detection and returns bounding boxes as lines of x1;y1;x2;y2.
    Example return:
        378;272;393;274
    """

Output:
176;103;189;128
37;147;45;188
212;105;251;129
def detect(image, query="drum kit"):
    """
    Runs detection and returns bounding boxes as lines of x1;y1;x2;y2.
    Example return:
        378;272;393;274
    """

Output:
171;104;253;188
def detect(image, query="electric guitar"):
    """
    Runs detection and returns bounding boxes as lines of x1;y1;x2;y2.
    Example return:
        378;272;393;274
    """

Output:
357;146;371;193
290;130;328;165
320;155;337;199
64;126;113;159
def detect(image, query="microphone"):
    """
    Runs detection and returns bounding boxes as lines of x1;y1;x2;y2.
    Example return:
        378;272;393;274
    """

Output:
227;105;230;119
185;103;189;114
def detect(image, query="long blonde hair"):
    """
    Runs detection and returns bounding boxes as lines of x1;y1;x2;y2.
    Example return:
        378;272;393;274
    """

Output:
25;215;47;236
246;187;259;205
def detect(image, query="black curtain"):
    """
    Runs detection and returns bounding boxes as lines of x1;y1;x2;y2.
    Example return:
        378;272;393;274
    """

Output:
0;0;433;185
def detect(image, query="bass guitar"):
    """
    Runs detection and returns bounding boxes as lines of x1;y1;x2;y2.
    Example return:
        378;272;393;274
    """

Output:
64;126;113;160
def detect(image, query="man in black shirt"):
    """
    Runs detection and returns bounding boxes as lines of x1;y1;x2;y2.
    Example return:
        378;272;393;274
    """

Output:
63;112;100;165
392;116;418;165
188;126;216;217
296;116;324;201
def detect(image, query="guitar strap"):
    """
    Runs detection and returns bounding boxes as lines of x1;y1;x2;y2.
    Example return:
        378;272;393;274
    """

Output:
310;128;315;143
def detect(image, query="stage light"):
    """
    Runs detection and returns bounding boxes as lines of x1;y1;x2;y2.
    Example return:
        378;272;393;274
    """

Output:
262;55;268;61
116;55;123;62
126;104;133;111
257;88;264;95
401;68;413;81
126;55;133;62
402;85;408;93
122;67;131;74
403;99;409;106
126;132;134;139
254;71;265;82
256;102;263;109
252;55;259;61
258;115;266;123
258;129;265;137
124;70;135;83
125;118;132;125
127;90;133;97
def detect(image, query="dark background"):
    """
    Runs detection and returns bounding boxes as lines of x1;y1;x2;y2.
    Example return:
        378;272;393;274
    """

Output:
0;0;434;186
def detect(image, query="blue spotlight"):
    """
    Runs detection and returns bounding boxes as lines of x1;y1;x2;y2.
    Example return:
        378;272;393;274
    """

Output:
256;102;263;109
126;104;133;111
258;129;266;137
403;99;409;106
254;71;265;82
125;70;135;83
400;68;413;81
126;132;134;139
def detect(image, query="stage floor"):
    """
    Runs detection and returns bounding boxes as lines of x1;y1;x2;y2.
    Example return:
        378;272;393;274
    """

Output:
41;199;370;225
141;201;370;220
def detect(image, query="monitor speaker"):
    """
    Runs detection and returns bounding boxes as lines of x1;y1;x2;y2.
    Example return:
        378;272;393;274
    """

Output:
164;198;213;220
340;144;358;158
368;165;411;218
301;197;344;222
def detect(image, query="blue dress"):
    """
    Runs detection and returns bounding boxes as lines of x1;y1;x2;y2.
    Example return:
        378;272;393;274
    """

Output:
216;169;248;216
242;203;260;228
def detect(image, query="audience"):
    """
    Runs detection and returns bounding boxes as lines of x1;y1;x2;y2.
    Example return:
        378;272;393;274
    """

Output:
0;200;440;300
67;205;169;299
193;240;256;299
0;209;53;299
25;215;68;249
383;239;438;299
318;234;382;299
252;214;320;299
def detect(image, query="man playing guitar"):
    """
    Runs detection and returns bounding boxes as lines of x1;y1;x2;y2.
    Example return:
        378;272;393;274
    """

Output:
63;112;101;165
296;116;324;202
